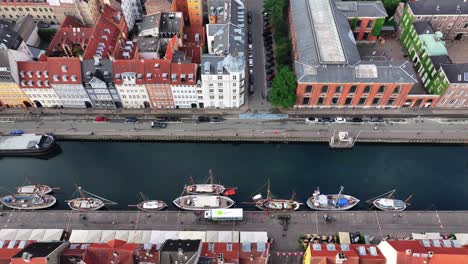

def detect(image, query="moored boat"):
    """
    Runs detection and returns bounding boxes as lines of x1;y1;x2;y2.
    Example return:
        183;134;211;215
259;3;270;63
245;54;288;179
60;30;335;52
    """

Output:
16;184;53;195
173;195;235;211
185;169;226;195
0;133;56;157
373;198;406;211
129;193;167;211
0;193;56;210
307;186;360;211
67;186;116;211
250;179;302;211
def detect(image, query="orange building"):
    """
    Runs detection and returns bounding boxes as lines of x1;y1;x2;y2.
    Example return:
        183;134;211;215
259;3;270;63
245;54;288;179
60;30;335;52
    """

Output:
172;0;203;26
0;49;33;108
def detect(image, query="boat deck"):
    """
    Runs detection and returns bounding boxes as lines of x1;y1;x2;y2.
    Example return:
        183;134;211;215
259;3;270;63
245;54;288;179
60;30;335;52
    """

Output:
175;195;234;210
0;135;43;150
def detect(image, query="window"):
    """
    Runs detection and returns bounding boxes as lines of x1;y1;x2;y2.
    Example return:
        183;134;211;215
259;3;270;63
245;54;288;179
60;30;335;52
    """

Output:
218;89;223;92
349;85;357;93
358;97;366;105
303;97;310;105
345;97;353;105
356;20;361;28
318;97;324;105
367;20;373;28
393;86;401;94
387;98;395;106
363;86;371;93
372;97;380;105
305;85;312;93
378;85;385;93
218;76;222;80
335;86;343;93
321;85;328;93
332;97;338;104
218;83;223;86
233;75;236;80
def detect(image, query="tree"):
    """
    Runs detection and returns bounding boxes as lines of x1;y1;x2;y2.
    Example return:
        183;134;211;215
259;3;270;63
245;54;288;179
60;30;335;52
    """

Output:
275;37;291;66
263;0;286;21
268;67;297;108
38;29;57;42
382;0;401;17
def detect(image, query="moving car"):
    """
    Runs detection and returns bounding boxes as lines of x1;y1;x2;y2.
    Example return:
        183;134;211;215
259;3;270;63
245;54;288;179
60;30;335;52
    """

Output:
247;11;252;24
305;117;317;124
151;122;167;128
95;116;108;122
125;116;138;123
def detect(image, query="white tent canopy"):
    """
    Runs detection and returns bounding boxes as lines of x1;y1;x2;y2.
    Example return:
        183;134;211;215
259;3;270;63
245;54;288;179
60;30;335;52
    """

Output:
455;234;468;245
0;229;63;241
412;232;442;240
240;232;268;243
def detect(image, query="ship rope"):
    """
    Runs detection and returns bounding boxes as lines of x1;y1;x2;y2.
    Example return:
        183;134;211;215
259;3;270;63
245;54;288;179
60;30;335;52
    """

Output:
82;190;117;204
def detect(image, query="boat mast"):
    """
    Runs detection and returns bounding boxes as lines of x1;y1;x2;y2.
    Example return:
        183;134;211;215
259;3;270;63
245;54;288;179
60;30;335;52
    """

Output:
366;189;396;204
335;186;344;208
404;194;413;204
266;178;271;201
77;186;87;199
290;191;296;202
209;169;213;184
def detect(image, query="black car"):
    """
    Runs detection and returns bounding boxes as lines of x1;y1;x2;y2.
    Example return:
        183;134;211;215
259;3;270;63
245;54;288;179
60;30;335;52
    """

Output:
125;116;138;123
249;77;254;84
248;32;253;44
247;11;252;24
151;122;167;128
266;69;274;75
350;117;363;123
369;117;384;122
167;117;182;123
198;116;211;122
266;57;275;63
318;117;333;123
210;117;225;123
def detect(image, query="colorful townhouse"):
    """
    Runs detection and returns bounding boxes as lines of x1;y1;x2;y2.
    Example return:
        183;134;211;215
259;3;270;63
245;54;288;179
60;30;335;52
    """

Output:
303;243;386;264
0;49;32;108
144;59;174;108
113;59;151;108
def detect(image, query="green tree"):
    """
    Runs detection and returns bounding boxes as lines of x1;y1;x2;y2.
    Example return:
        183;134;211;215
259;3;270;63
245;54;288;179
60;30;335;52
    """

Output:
264;0;286;20
275;37;291;66
268;66;297;108
382;0;401;17
38;29;57;42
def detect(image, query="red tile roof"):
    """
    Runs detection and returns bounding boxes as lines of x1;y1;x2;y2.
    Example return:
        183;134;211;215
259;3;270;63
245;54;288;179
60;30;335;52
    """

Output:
144;59;171;84
183;25;205;47
113;59;146;85
200;242;240;264
17;61;51;89
0;241;34;264
83;240;139;264
239;243;270;264
46;16;91;57
179;46;201;64
164;35;179;61
169;62;197;85
47;57;83;85
387;240;468;264
349;244;386;264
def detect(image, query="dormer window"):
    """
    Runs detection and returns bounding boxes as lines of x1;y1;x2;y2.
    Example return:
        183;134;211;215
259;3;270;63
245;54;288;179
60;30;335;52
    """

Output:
27;71;32;77
171;74;177;81
28;80;33;86
53;75;59;81
162;73;168;78
61;65;67;72
36;70;41;77
20;80;25;86
71;75;77;81
137;73;143;79
44;71;48;77
155;63;160;68
37;80;42;86
19;71;24;77
115;73;121;79
62;75;68;81
146;73;152;79
188;74;194;80
45;80;49;86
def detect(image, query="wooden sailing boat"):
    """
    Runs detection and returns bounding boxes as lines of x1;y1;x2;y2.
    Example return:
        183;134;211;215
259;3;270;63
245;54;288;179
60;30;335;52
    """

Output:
67;186;117;211
251;179;302;211
0;187;56;210
16;178;59;195
307;186;360;211
174;181;235;211
129;192;167;211
368;189;413;211
185;169;226;195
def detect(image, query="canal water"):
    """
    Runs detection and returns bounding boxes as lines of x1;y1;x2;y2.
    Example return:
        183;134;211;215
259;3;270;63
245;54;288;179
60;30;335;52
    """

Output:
1;142;467;210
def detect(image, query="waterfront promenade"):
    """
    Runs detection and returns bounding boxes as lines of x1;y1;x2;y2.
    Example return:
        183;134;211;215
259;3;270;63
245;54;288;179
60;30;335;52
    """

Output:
2;210;468;252
0;116;467;144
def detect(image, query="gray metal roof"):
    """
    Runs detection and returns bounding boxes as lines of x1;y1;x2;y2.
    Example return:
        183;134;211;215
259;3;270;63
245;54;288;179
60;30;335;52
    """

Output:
202;53;244;74
413;21;434;35
0;28;22;50
0;49;10;68
408;0;468;15
136;36;161;53
159;12;182;34
429;55;452;70
14;15;36;43
441;63;468;83
291;0;417;84
335;1;387;18
81;58;113;83
140;13;161;32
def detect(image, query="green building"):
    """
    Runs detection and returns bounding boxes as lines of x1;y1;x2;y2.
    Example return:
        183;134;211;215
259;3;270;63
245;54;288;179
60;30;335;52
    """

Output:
398;6;450;96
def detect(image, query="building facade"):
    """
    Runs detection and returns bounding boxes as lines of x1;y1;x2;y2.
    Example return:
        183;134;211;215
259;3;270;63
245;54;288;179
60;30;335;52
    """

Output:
48;57;92;108
172;0;203;26
0;49;32;108
18;61;62;108
144;59;174;108
395;0;468;41
113;59;150;108
82;58;122;108
120;0;142;31
170;62;198;108
437;64;468;108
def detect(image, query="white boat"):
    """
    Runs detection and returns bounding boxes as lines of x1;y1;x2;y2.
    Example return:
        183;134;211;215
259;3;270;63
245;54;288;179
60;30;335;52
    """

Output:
307;186;360;211
67;186;116;211
185;169;226;195
129;193;167;211
250;179;302;211
373;198;407;211
16;184;53;195
173;195;235;211
1;193;56;210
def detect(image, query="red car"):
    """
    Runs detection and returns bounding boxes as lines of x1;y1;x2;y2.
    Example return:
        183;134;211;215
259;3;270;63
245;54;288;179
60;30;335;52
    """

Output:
95;116;108;122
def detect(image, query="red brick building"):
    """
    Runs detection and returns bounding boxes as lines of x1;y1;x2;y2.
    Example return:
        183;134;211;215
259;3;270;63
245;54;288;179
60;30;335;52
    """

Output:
290;0;418;108
303;243;386;264
172;0;203;26
144;59;174;108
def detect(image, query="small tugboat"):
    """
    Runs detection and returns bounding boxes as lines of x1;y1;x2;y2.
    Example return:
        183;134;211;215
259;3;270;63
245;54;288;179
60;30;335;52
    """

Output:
173;194;235;211
67;186;117;211
185;169;226;195
16;184;54;195
307;186;360;211
368;190;413;211
250;179;302;211
0;132;56;157
129;193;167;211
0;192;56;210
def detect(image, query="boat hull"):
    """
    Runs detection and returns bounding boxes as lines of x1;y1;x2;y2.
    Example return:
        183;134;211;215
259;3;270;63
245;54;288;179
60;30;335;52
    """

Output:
0;194;56;210
307;194;360;211
186;184;226;195
68;198;105;211
173;195;235;211
136;200;167;211
0;134;57;157
254;199;302;211
16;185;53;195
373;198;407;211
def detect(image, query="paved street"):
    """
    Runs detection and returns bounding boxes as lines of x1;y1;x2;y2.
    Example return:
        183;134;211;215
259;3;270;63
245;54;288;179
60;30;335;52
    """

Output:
0;116;467;143
245;0;272;112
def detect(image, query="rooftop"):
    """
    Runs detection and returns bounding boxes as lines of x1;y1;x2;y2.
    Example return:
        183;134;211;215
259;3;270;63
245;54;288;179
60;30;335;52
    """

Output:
408;0;468;15
140;13;162;33
441;63;468;84
335;0;387;18
418;32;448;57
12;242;64;259
413;21;435;35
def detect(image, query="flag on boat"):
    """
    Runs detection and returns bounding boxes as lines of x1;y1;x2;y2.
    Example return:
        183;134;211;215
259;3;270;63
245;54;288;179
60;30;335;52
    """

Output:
223;188;237;196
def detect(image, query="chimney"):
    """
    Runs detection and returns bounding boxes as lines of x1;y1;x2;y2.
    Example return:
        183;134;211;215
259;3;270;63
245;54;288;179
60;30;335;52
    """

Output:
406;249;412;255
178;248;183;256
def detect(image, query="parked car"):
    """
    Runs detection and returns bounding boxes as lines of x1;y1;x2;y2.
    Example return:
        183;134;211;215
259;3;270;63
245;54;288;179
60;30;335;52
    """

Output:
266;69;274;75
248;44;253;51
198;116;211;122
155;116;169;122
249;76;254;84
248;31;253;44
350;117;363;123
249;68;254;75
95;116;108;122
249;84;254;95
125;116;138;123
249;58;254;67
305;117;317;124
247;11;252;24
151;122;167;128
167;117;182;123
210;117;225;123
248;51;253;58
369;117;384;123
266;75;275;81
318;117;333;123
334;117;346;123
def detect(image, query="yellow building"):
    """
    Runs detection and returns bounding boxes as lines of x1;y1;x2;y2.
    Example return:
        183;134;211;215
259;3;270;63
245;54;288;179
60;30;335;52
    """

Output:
0;49;32;108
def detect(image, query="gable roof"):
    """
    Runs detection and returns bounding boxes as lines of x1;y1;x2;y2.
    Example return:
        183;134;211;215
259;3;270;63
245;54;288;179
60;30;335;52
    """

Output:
408;0;468;15
335;1;387;18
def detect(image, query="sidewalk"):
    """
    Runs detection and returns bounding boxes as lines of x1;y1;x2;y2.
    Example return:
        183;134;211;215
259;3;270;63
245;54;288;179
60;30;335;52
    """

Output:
280;107;468;117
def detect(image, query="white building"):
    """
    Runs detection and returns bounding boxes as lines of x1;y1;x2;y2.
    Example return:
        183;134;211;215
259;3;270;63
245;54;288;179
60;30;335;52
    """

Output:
201;54;244;108
120;0;142;31
171;82;200;109
115;72;150;108
21;87;62;108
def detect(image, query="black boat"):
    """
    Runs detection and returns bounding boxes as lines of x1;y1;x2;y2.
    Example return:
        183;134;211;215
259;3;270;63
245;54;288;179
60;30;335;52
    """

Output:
0;133;57;157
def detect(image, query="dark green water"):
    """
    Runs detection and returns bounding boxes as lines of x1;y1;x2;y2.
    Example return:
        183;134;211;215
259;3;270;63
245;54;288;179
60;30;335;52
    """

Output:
1;142;467;210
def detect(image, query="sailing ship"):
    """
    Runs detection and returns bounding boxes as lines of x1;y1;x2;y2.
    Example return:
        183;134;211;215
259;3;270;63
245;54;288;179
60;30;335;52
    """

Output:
250;179;302;211
67;186;117;211
129;193;167;211
185;169;226;195
173;194;235;211
368;189;413;211
16;184;54;195
307;186;360;211
1;193;56;210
